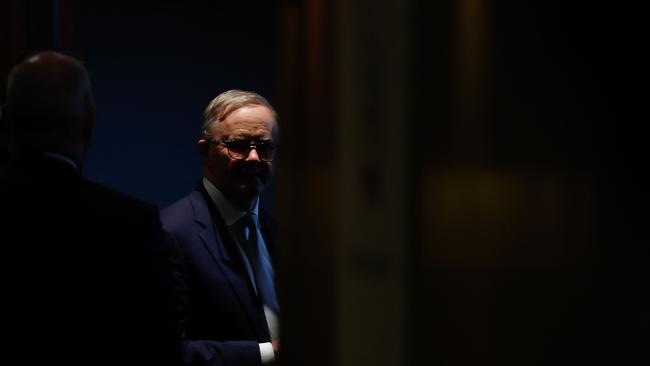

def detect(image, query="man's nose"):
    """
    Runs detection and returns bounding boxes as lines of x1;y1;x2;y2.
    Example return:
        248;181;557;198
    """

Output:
246;147;261;162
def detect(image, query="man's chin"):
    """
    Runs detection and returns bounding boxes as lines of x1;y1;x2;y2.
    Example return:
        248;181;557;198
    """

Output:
237;182;264;197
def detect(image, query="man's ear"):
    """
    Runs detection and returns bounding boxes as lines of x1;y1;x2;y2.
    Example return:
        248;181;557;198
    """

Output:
198;138;209;157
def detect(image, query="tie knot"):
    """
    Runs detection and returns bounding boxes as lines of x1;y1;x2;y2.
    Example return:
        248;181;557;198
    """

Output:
246;211;257;221
240;212;257;228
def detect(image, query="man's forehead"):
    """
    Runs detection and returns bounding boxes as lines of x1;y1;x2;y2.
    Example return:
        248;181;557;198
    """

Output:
219;126;275;139
218;103;272;121
215;111;276;132
216;117;275;130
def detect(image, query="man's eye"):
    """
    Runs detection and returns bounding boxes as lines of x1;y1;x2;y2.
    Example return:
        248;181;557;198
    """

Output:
258;142;274;150
228;142;249;150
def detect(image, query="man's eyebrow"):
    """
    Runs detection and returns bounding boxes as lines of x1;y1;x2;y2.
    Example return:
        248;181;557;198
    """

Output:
226;134;272;139
223;137;275;144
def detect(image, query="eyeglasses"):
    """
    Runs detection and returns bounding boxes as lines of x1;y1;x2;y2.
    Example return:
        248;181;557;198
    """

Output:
206;138;278;162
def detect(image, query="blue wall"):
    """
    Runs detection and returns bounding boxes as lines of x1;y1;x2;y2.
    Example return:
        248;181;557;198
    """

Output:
81;2;279;209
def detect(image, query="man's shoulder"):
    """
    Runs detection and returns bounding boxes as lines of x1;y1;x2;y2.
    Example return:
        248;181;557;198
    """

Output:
81;179;158;218
160;190;205;231
161;192;195;217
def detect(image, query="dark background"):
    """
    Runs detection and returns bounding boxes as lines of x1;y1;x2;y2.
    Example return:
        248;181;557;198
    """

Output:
2;0;281;207
2;1;648;365
80;1;279;207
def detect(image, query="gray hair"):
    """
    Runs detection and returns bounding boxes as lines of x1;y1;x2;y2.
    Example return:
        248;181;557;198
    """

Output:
201;89;277;137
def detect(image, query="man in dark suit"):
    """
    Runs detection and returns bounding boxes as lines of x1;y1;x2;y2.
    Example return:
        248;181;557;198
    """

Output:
0;51;180;365
161;90;280;365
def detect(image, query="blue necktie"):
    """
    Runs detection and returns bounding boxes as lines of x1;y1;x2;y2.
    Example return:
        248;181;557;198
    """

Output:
238;213;279;314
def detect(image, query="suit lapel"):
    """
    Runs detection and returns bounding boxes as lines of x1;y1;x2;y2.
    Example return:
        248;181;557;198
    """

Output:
190;188;271;340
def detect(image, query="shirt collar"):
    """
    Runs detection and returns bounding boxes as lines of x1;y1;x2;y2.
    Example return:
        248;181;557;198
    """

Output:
42;152;79;171
202;177;259;226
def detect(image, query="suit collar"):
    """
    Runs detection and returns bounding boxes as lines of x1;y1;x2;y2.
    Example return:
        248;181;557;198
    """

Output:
188;188;211;229
7;152;82;187
187;187;241;268
42;152;79;171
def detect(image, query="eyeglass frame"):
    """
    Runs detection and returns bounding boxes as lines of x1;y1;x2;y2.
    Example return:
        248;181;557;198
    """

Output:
204;137;279;162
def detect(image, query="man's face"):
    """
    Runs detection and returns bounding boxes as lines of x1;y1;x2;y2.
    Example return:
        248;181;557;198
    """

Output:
200;104;278;210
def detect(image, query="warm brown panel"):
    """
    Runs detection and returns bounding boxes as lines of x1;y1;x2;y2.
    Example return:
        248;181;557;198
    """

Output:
276;1;337;366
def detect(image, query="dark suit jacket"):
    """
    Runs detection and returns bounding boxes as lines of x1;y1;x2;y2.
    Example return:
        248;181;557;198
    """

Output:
0;153;181;366
160;184;276;366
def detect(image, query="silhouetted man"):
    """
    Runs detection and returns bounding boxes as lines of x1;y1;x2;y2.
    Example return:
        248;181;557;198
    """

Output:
0;51;180;366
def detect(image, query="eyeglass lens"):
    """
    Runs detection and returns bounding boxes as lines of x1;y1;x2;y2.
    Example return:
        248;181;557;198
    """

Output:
227;141;276;161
